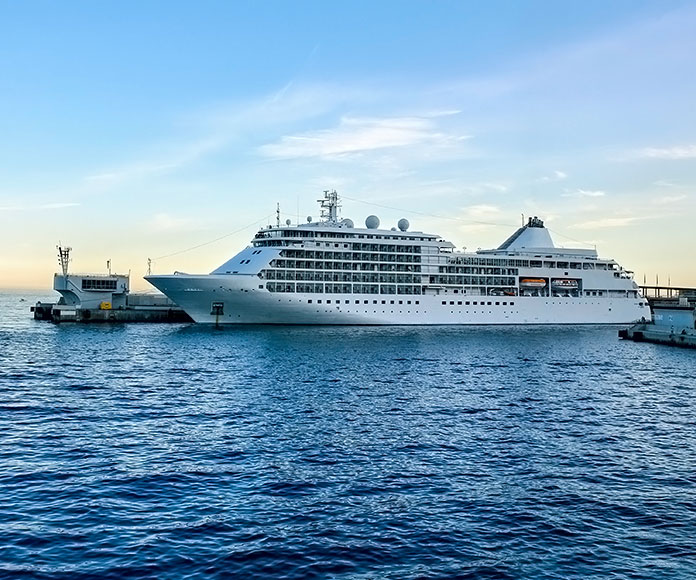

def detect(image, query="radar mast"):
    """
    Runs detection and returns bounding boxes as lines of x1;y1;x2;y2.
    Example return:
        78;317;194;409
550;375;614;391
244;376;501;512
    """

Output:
318;190;340;223
57;244;71;276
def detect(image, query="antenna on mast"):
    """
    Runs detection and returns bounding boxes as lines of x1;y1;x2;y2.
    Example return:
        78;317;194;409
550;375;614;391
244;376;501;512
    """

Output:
147;258;152;276
276;203;280;228
318;190;340;223
57;243;71;276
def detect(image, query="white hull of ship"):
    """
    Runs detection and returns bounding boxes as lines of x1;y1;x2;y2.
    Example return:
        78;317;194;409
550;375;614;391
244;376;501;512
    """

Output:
146;274;647;325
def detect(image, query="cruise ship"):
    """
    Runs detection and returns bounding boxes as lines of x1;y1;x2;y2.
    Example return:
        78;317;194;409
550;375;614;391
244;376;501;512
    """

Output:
146;191;648;325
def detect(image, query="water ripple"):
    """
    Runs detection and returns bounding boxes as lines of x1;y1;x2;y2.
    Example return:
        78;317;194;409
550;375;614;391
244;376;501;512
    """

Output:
1;291;696;578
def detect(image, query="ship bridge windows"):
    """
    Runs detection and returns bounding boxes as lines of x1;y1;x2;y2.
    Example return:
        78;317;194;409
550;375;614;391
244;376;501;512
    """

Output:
82;279;117;291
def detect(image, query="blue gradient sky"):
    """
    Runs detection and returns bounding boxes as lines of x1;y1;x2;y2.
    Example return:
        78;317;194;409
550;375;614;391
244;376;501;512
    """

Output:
2;1;695;289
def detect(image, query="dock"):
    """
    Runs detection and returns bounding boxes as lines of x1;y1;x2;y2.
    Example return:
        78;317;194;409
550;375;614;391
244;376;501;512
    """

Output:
32;296;192;323
619;323;696;349
620;288;696;349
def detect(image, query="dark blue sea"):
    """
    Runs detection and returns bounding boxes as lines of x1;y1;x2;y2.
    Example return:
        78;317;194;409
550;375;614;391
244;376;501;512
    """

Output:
1;290;695;579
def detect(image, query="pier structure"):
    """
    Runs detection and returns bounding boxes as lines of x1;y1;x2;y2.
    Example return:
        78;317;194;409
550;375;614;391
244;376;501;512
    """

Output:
620;291;696;349
639;284;696;302
32;246;192;323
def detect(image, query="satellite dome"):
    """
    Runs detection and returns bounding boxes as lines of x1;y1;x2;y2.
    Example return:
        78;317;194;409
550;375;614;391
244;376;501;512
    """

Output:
307;216;312;223
365;215;380;229
398;218;409;232
285;219;292;226
342;218;354;228
391;227;397;231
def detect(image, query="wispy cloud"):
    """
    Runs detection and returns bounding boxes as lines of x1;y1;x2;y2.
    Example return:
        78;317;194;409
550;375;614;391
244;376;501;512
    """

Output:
418;180;509;197
471;182;509;193
652;194;687;205
259;115;471;160
570;216;640;229
562;188;606;198
83;137;225;185
149;213;205;233
538;170;567;182
637;144;696;160
0;202;80;212
80;83;379;189
460;204;502;218
423;109;462;118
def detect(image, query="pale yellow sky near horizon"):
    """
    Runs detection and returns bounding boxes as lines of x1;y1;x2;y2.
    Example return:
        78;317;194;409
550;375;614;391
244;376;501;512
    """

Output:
3;200;696;293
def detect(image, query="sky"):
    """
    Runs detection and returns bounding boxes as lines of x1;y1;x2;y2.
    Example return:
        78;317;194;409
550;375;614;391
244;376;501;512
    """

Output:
1;0;695;290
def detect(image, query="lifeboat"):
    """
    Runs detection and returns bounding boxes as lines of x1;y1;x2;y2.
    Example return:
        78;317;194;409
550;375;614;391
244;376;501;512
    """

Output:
551;279;579;288
520;278;547;288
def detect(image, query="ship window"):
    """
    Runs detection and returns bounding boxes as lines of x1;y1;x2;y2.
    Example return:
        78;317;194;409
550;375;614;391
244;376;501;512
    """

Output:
81;279;117;290
473;301;478;305
503;302;507;306
327;300;331;304
364;300;368;304
373;300;377;304
318;300;322;304
210;302;224;316
465;301;470;305
415;301;419;305
308;300;312;304
442;301;446;305
495;302;500;306
450;301;454;305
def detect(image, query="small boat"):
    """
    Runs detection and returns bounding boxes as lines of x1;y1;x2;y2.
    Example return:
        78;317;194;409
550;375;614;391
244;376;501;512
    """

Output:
520;278;547;288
